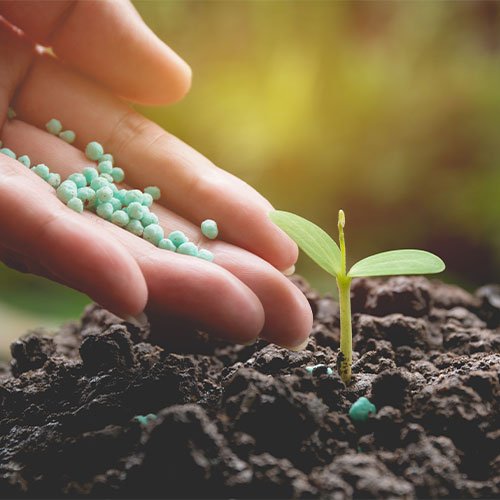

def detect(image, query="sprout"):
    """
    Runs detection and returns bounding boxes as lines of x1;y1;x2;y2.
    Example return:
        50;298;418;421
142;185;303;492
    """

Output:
270;209;445;384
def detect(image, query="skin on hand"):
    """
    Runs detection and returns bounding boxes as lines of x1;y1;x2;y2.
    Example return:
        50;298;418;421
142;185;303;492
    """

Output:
0;0;312;348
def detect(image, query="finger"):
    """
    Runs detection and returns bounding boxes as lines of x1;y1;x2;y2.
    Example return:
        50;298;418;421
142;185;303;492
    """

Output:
3;119;312;348
0;150;148;317
12;54;299;273
2;121;266;343
0;0;191;104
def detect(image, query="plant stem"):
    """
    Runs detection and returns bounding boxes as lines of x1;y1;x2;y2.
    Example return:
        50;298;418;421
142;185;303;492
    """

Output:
336;275;352;383
337;210;352;383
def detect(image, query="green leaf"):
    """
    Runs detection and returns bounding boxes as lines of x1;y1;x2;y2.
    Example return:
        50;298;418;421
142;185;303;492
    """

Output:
269;210;342;277
348;249;445;278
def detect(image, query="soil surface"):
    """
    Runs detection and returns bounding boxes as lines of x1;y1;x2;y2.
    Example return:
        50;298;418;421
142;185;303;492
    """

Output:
0;276;499;498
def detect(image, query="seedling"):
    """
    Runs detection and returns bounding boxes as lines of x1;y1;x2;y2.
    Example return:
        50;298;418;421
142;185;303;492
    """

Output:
270;209;445;384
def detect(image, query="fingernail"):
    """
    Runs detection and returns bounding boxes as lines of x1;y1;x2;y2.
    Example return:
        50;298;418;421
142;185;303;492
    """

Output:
283;337;309;352
281;265;295;276
123;312;148;327
240;338;259;346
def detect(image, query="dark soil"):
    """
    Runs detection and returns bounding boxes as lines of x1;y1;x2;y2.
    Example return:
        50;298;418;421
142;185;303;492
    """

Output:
0;277;499;498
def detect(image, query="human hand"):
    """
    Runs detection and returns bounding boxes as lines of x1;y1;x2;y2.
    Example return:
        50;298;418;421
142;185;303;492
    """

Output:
0;0;312;348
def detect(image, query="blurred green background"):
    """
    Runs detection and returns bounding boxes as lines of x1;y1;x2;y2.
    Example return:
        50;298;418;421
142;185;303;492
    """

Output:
1;1;499;356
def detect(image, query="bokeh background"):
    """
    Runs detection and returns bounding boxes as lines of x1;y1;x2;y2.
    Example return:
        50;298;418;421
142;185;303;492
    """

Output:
1;1;499;357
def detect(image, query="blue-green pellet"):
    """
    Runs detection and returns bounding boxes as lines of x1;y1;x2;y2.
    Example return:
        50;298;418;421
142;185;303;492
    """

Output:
82;166;99;185
31;164;50;181
90;176;108;191
201;219;218;240
141;192;153;207
111;210;130;227
100;153;114;164
158;238;176;251
144;186;161;200
126;219;143;236
141;211;158;227
110;197;122;211
100;173;114;183
111;167;125;183
0;148;16;159
97;160;113;175
96;186;113;203
134;413;157;426
85;141;104;161
115;189;127;204
59;130;76;144
77;187;96;208
109;182;118;194
197;248;215;262
7;107;16;120
96;202;114;220
68;173;87;188
177;241;198;257
168;230;188;248
348;397;376;423
127;201;145;220
305;364;333;375
56;180;78;203
124;189;143;206
17;155;30;167
67;197;83;213
45;118;62;135
47;172;61;189
143;223;164;246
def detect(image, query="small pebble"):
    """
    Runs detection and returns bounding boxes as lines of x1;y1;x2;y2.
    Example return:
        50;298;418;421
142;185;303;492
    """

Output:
158;238;176;251
85;141;104;161
45;118;62;135
96;202;114;220
177;241;198;256
47;172;61;188
144;186;161;200
127;201;145;220
96;186;113;203
126;219;144;236
31;164;50;181
141;211;158;227
67;197;83;213
56;180;78;203
82;166;99;185
201;219;218;240
168;230;188;248
59;130;76;144
17;155;30;167
111;210;130;227
349;397;376;422
143;223;164;246
7;107;16;120
111;167;125;183
124;189;143;206
97;160;113;175
0;148;16;159
68;173;87;188
197;248;215;262
141;192;153;207
77;187;96;208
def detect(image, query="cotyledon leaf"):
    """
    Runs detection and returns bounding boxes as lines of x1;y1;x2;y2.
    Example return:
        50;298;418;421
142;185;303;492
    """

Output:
348;249;445;278
269;210;342;277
